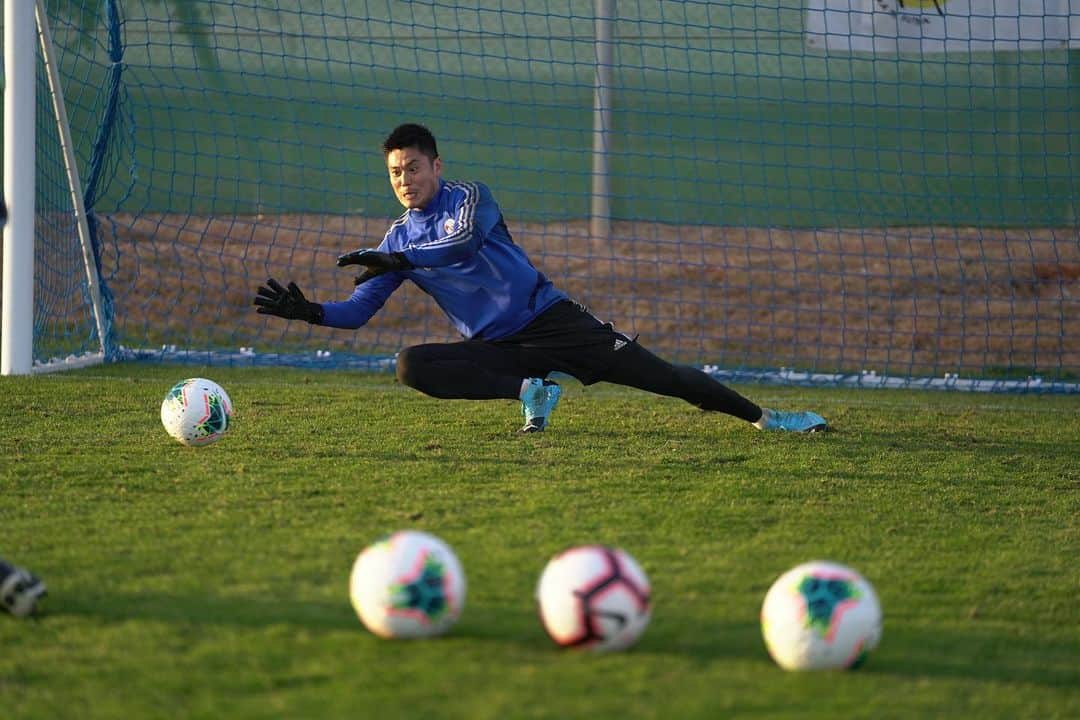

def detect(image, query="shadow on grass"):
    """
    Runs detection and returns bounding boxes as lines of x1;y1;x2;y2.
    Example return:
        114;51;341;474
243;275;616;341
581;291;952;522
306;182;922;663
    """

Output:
50;594;1080;688
617;619;1079;689
55;593;360;631
56;593;545;645
866;625;1080;688
641;619;764;663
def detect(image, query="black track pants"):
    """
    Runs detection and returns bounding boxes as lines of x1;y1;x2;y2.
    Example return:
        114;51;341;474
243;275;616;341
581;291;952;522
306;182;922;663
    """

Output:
395;302;762;423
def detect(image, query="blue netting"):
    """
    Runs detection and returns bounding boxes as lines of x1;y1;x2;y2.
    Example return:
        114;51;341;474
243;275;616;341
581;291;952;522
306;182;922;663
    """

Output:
34;0;1080;390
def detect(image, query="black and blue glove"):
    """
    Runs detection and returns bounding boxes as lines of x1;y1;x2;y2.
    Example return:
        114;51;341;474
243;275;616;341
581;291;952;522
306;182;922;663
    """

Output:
336;249;414;286
253;278;324;324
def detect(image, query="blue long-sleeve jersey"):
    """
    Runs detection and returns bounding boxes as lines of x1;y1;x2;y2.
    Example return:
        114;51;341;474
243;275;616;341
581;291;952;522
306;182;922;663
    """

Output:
320;179;567;340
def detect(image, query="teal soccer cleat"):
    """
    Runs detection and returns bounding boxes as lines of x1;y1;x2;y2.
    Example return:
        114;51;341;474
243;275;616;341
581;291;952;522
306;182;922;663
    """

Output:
520;378;562;433
756;409;828;433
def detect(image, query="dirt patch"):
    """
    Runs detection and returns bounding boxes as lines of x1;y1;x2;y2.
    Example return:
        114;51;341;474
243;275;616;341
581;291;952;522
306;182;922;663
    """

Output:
96;214;1079;378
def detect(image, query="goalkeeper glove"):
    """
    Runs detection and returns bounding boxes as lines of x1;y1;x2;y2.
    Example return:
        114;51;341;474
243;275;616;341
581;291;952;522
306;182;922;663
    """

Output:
254;278;324;324
336;249;413;286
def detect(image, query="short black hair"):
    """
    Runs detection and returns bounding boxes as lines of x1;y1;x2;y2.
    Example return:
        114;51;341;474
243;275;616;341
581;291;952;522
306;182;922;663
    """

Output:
383;123;439;159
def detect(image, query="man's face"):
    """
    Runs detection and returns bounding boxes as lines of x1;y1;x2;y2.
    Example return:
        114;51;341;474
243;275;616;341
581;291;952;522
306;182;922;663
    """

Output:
386;147;442;210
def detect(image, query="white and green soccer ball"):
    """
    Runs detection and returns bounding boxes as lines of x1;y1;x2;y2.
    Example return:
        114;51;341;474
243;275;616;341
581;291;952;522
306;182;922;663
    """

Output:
160;378;234;446
760;560;882;671
349;530;466;639
536;544;652;652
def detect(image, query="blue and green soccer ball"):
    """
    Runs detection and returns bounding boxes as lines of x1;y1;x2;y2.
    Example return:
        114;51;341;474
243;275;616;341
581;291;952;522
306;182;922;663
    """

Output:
349;530;467;639
761;560;882;670
160;377;234;446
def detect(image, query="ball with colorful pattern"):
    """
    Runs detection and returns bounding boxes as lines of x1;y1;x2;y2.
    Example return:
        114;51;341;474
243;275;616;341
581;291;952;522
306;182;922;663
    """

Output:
349;530;467;639
160;378;234;447
760;560;882;670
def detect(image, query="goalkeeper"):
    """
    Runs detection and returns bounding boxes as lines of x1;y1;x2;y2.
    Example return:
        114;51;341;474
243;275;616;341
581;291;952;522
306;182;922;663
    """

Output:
254;123;827;434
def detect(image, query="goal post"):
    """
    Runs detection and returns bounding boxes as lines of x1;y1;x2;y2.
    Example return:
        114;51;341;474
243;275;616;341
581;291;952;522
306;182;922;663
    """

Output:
1;0;35;375
2;0;111;375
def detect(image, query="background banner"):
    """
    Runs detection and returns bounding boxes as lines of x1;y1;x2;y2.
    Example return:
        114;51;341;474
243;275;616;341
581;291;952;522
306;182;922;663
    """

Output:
806;0;1078;53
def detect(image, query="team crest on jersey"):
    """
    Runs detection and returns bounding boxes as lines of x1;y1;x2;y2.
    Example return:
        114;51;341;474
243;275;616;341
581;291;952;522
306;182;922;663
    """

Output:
443;218;456;235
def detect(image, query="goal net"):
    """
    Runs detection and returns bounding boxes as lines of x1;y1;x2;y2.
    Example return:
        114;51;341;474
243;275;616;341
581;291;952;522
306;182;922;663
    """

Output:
22;0;1080;390
2;0;114;372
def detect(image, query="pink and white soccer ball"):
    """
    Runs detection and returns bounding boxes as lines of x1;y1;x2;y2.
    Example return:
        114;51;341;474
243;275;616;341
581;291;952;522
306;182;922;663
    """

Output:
536;544;651;652
160;378;234;446
760;560;882;670
349;530;466;639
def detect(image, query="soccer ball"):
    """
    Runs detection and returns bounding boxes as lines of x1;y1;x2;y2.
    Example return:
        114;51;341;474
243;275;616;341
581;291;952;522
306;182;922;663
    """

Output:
536;544;651;652
349;530;466;639
760;560;882;670
160;378;234;446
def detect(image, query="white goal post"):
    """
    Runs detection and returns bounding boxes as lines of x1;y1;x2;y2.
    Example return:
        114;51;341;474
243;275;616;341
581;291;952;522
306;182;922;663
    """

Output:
1;0;35;375
2;0;108;375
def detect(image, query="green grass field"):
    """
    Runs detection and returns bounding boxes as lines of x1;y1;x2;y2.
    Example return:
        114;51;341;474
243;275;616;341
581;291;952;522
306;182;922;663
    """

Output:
2;364;1078;719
